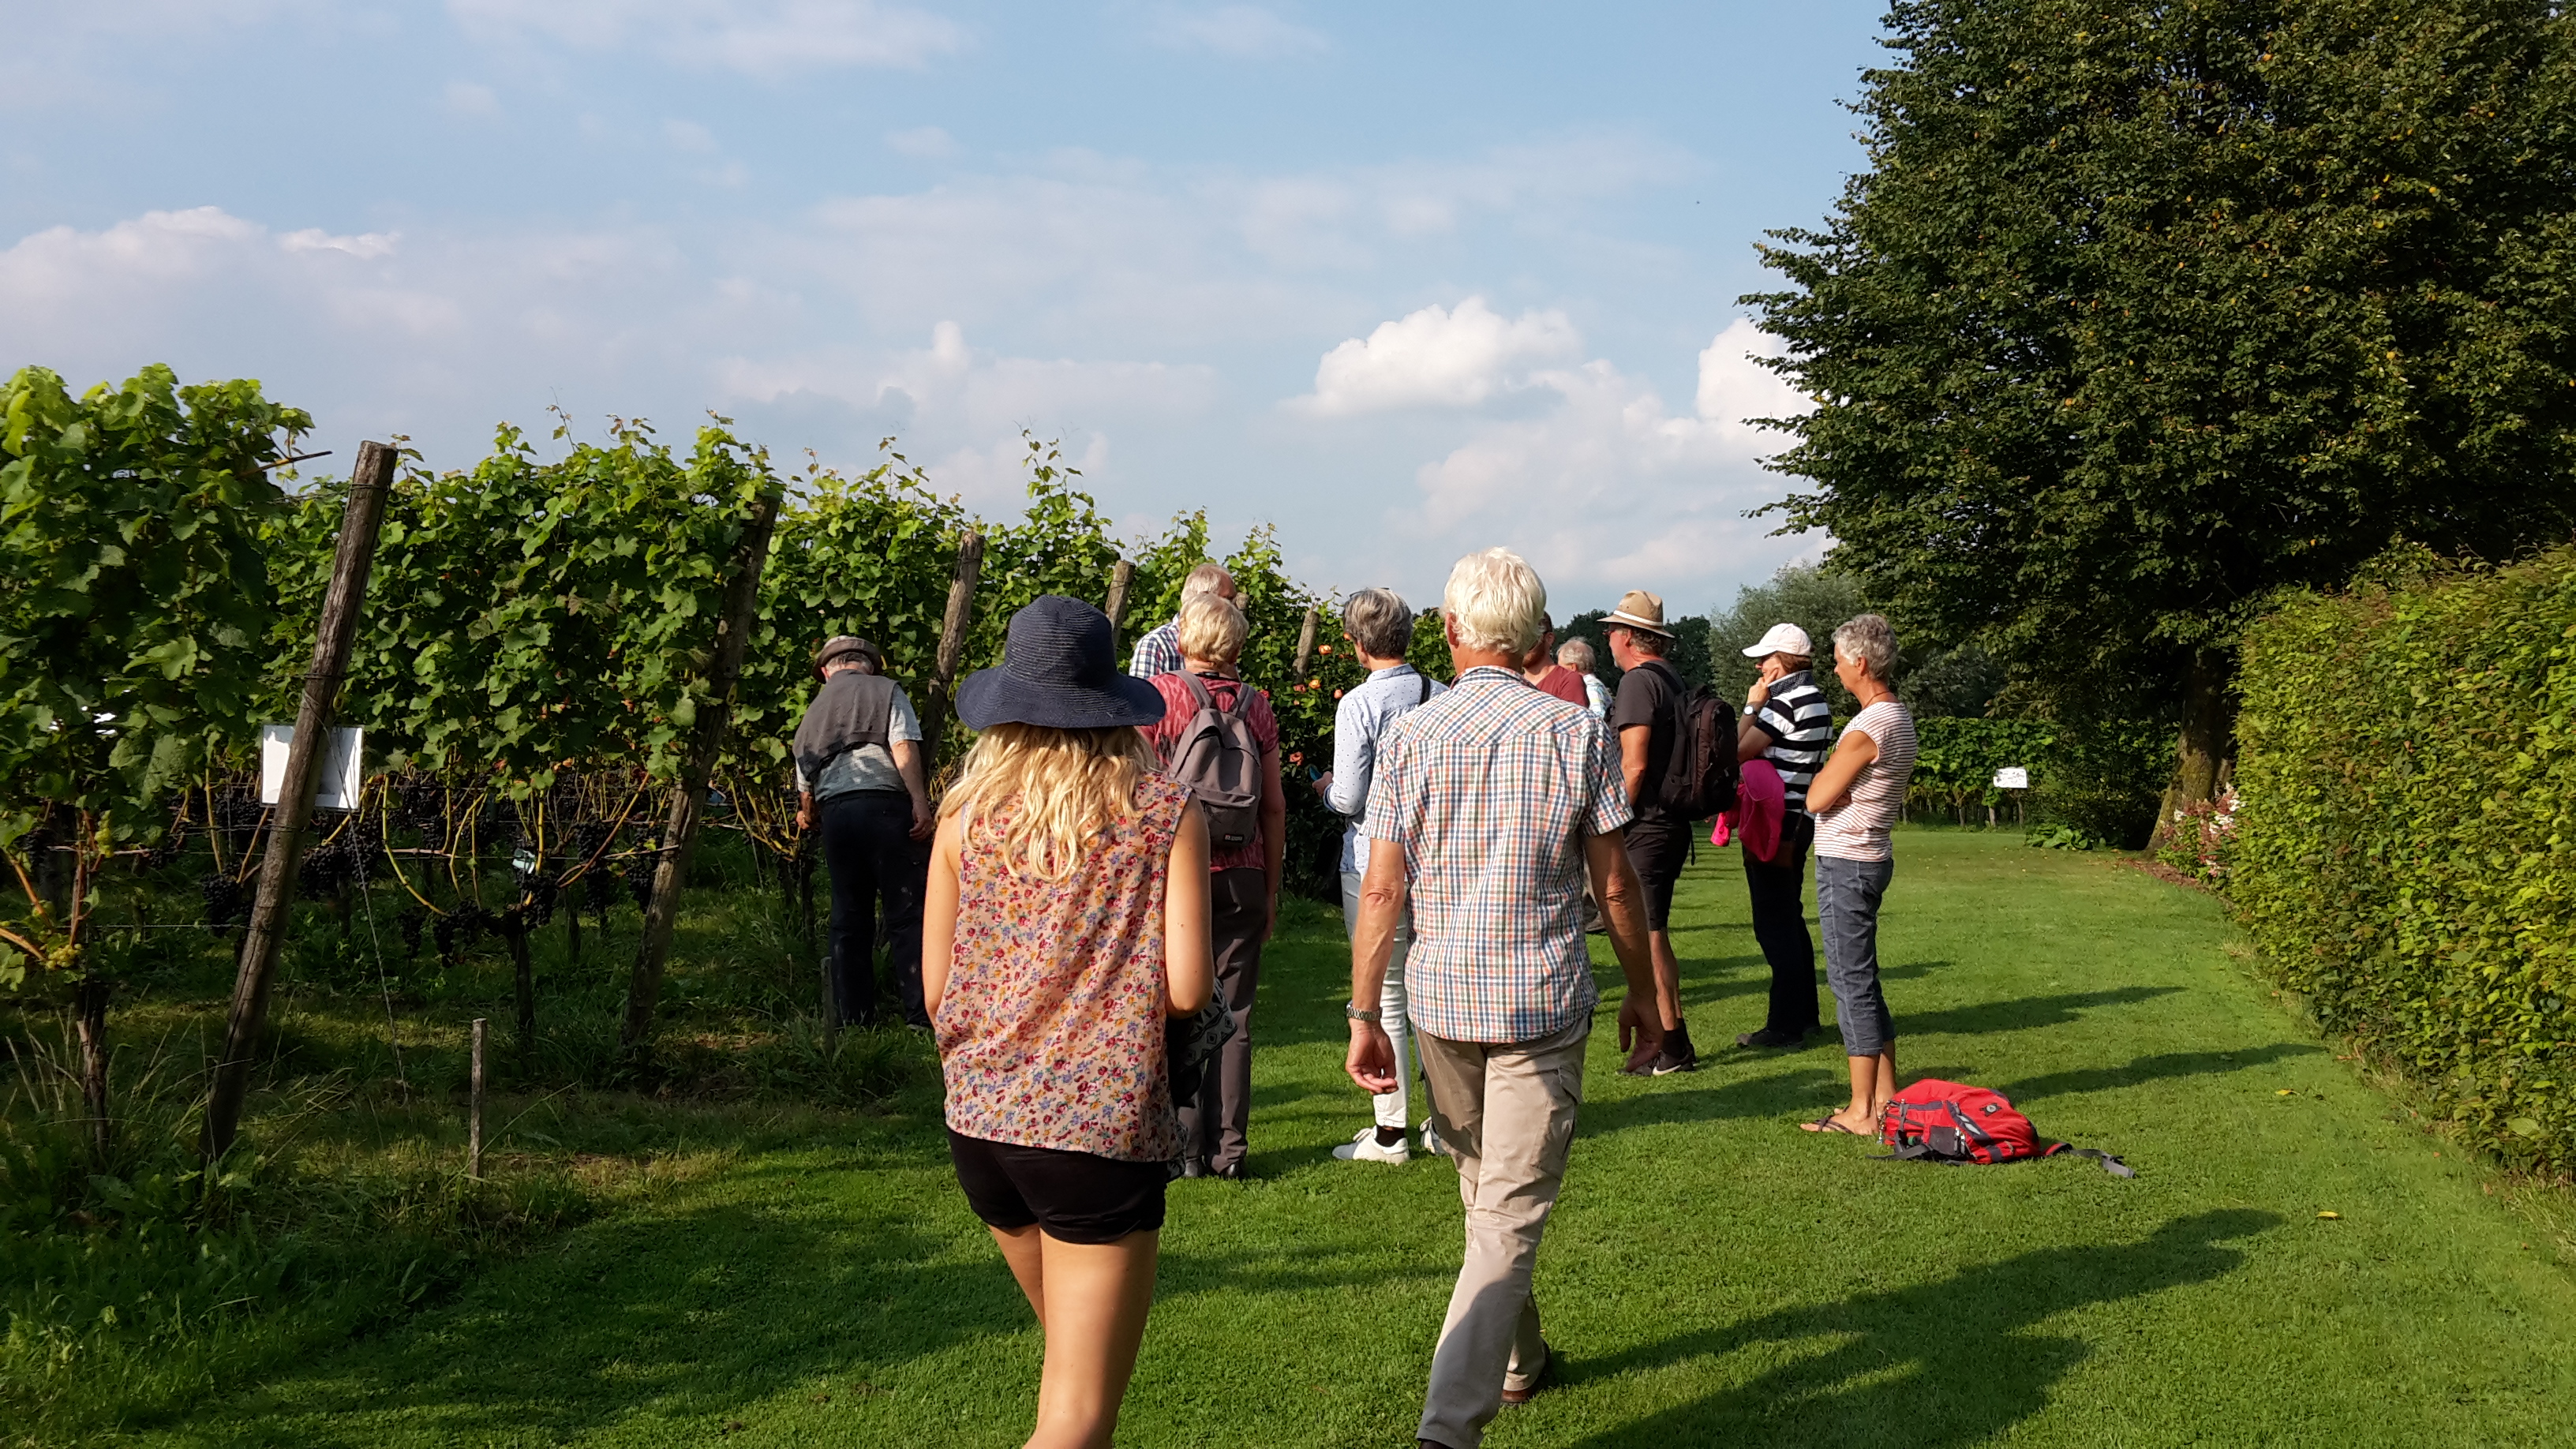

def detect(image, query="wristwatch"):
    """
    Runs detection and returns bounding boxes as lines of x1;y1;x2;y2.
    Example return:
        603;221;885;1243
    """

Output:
1345;1002;1380;1021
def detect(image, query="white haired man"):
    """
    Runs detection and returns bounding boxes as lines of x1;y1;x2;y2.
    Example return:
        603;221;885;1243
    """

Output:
1346;548;1660;1447
1129;562;1238;679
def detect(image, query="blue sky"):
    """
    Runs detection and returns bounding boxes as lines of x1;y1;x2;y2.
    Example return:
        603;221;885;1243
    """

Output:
0;1;1887;616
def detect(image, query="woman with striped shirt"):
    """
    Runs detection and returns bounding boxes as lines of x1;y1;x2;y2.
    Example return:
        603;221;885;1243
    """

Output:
1799;614;1919;1136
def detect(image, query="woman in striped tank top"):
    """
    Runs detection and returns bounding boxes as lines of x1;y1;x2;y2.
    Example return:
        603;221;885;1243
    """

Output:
1799;614;1919;1138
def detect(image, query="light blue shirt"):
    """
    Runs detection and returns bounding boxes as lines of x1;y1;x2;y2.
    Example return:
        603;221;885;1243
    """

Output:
1327;663;1447;874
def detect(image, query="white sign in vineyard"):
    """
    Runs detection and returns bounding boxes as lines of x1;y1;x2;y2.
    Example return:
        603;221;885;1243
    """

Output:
1992;767;2030;790
259;725;365;811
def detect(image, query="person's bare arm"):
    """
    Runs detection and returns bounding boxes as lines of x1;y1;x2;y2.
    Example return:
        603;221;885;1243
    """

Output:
1738;715;1773;764
891;739;934;840
1739;657;1788;764
1586;829;1663;1070
1620;724;1650;807
1258;743;1287;939
796;789;816;830
1163;802;1215;1016
1804;728;1881;814
919;813;963;1018
1344;844;1409;1094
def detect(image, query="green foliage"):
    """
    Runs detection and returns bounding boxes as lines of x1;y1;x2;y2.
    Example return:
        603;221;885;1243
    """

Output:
288;417;779;795
0;365;308;983
1750;0;2576;754
1909;718;2055;819
2233;545;2576;1170
2028;717;2172;849
1698;564;1870;712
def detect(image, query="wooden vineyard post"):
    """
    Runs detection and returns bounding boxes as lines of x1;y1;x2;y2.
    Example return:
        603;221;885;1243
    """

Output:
468;1017;487;1181
1104;558;1134;646
203;441;395;1165
617;488;784;1060
1294;605;1320;678
916;530;985;778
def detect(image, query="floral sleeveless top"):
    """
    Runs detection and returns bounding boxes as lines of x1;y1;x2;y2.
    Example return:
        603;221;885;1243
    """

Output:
937;775;1191;1163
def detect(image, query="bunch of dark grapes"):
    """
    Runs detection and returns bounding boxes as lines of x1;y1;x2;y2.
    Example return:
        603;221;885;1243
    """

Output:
298;838;357;899
624;848;660;910
433;904;492;967
522;874;560;926
396;907;426;960
394;777;444;833
144;822;185;870
585;863;620;919
200;874;250;935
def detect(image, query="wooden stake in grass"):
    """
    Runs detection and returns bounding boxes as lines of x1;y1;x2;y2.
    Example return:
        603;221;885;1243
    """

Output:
916;529;985;779
203;440;395;1166
1294;605;1320;677
468;1017;487;1181
618;486;784;1061
1104;557;1134;642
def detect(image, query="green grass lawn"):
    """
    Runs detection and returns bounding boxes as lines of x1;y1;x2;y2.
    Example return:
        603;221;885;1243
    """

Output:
117;832;2576;1447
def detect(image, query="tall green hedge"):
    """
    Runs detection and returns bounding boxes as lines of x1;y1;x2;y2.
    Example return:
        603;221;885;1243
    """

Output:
2233;547;2576;1171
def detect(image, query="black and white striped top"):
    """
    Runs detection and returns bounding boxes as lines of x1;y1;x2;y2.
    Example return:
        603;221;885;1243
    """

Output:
1753;669;1835;811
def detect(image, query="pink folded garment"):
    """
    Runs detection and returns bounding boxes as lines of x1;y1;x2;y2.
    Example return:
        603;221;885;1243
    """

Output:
1717;759;1786;864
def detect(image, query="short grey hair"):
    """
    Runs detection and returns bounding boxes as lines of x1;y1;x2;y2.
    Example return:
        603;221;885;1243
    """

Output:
1442;548;1545;656
1833;613;1899;683
1182;562;1236;601
1342;587;1412;660
1177;592;1249;664
1556;638;1596;673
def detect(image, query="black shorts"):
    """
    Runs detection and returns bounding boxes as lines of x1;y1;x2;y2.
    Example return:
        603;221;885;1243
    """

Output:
948;1129;1167;1244
1624;819;1691;932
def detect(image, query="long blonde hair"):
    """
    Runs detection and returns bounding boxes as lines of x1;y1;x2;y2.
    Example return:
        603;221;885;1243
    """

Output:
940;722;1161;879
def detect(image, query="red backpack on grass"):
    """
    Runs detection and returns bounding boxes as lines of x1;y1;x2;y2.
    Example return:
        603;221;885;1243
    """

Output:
1876;1079;2136;1177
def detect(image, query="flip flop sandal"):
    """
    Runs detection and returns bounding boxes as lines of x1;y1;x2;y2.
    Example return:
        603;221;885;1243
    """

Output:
1802;1114;1866;1135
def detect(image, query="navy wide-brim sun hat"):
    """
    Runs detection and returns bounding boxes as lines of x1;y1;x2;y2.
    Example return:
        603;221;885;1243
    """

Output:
956;594;1168;732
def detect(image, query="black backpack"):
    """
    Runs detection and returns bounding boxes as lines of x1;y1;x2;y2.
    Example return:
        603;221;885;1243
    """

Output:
1657;676;1739;822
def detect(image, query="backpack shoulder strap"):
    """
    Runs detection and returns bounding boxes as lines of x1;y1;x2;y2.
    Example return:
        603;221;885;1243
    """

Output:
1417;672;1432;705
1176;669;1216;712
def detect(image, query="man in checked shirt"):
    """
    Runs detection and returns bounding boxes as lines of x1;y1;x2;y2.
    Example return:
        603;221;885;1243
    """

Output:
1344;547;1661;1448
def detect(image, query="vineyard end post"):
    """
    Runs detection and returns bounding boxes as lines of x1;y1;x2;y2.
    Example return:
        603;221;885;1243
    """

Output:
1104;558;1134;646
618;486;784;1060
1294;605;1320;679
919;529;985;779
202;440;394;1166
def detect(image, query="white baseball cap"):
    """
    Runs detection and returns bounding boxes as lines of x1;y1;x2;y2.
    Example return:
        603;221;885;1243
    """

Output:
1742;623;1814;659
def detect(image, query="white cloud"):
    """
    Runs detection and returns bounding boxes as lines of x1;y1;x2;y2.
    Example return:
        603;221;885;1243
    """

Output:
442;79;503;118
1694;316;1809;448
664;118;719;154
279;227;401;260
447;0;970;77
1148;5;1328;59
1293;297;1580;417
885;125;959;159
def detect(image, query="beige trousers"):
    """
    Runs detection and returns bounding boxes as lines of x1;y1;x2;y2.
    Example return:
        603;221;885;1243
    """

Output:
1413;1016;1589;1448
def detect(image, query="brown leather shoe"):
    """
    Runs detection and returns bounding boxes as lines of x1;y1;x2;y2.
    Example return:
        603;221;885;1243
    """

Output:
1499;1344;1553;1405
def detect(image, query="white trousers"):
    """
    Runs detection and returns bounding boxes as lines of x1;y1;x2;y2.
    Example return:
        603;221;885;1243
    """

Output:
1341;869;1418;1129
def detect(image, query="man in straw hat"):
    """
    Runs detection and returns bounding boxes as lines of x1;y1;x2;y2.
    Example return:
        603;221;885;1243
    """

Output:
793;635;935;1029
1603;589;1700;1075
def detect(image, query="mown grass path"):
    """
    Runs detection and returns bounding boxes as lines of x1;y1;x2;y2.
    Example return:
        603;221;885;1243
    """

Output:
137;833;2576;1447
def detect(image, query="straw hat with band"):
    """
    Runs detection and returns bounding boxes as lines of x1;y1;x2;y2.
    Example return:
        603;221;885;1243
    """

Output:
957;595;1167;732
1601;590;1676;638
813;635;884;680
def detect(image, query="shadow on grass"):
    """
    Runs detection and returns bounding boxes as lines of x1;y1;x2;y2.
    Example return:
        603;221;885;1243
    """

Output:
1902;986;2182;1039
1561;1208;2278;1447
1999;1043;2323;1104
1580;1069;1840;1139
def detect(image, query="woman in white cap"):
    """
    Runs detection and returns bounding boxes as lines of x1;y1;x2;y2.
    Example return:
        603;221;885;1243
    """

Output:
923;594;1215;1449
1733;622;1833;1049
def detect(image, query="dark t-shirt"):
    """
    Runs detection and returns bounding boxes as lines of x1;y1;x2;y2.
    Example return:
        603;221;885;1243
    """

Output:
1611;658;1682;824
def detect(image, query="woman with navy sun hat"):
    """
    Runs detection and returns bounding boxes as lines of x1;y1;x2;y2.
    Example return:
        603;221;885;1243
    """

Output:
920;593;1216;1449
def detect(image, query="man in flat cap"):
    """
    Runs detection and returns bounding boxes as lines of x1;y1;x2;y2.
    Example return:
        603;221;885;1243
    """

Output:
794;635;935;1029
1603;590;1699;1075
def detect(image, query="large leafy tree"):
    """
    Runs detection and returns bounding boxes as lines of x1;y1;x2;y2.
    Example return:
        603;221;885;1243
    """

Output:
1750;0;2576;822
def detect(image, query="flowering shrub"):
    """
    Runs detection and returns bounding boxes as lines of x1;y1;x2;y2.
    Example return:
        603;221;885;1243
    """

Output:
2154;787;2237;889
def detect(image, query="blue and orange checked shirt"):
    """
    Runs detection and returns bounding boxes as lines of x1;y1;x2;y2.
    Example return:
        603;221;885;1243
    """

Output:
1364;665;1634;1043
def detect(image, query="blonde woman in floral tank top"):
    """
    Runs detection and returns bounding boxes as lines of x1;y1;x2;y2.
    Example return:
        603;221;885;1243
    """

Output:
923;596;1214;1449
1800;613;1921;1142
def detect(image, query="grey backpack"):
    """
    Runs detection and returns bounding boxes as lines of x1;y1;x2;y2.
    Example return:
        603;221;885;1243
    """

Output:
1160;672;1264;851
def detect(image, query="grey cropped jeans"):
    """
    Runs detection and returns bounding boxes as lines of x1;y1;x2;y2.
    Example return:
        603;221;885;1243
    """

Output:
1816;853;1896;1058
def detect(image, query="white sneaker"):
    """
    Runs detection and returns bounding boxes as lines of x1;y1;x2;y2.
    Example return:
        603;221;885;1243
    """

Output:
1420;1121;1443;1157
1332;1126;1412;1164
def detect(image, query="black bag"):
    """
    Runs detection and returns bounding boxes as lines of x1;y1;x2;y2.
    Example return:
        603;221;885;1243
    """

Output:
1166;977;1236;1106
1658;679;1740;822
